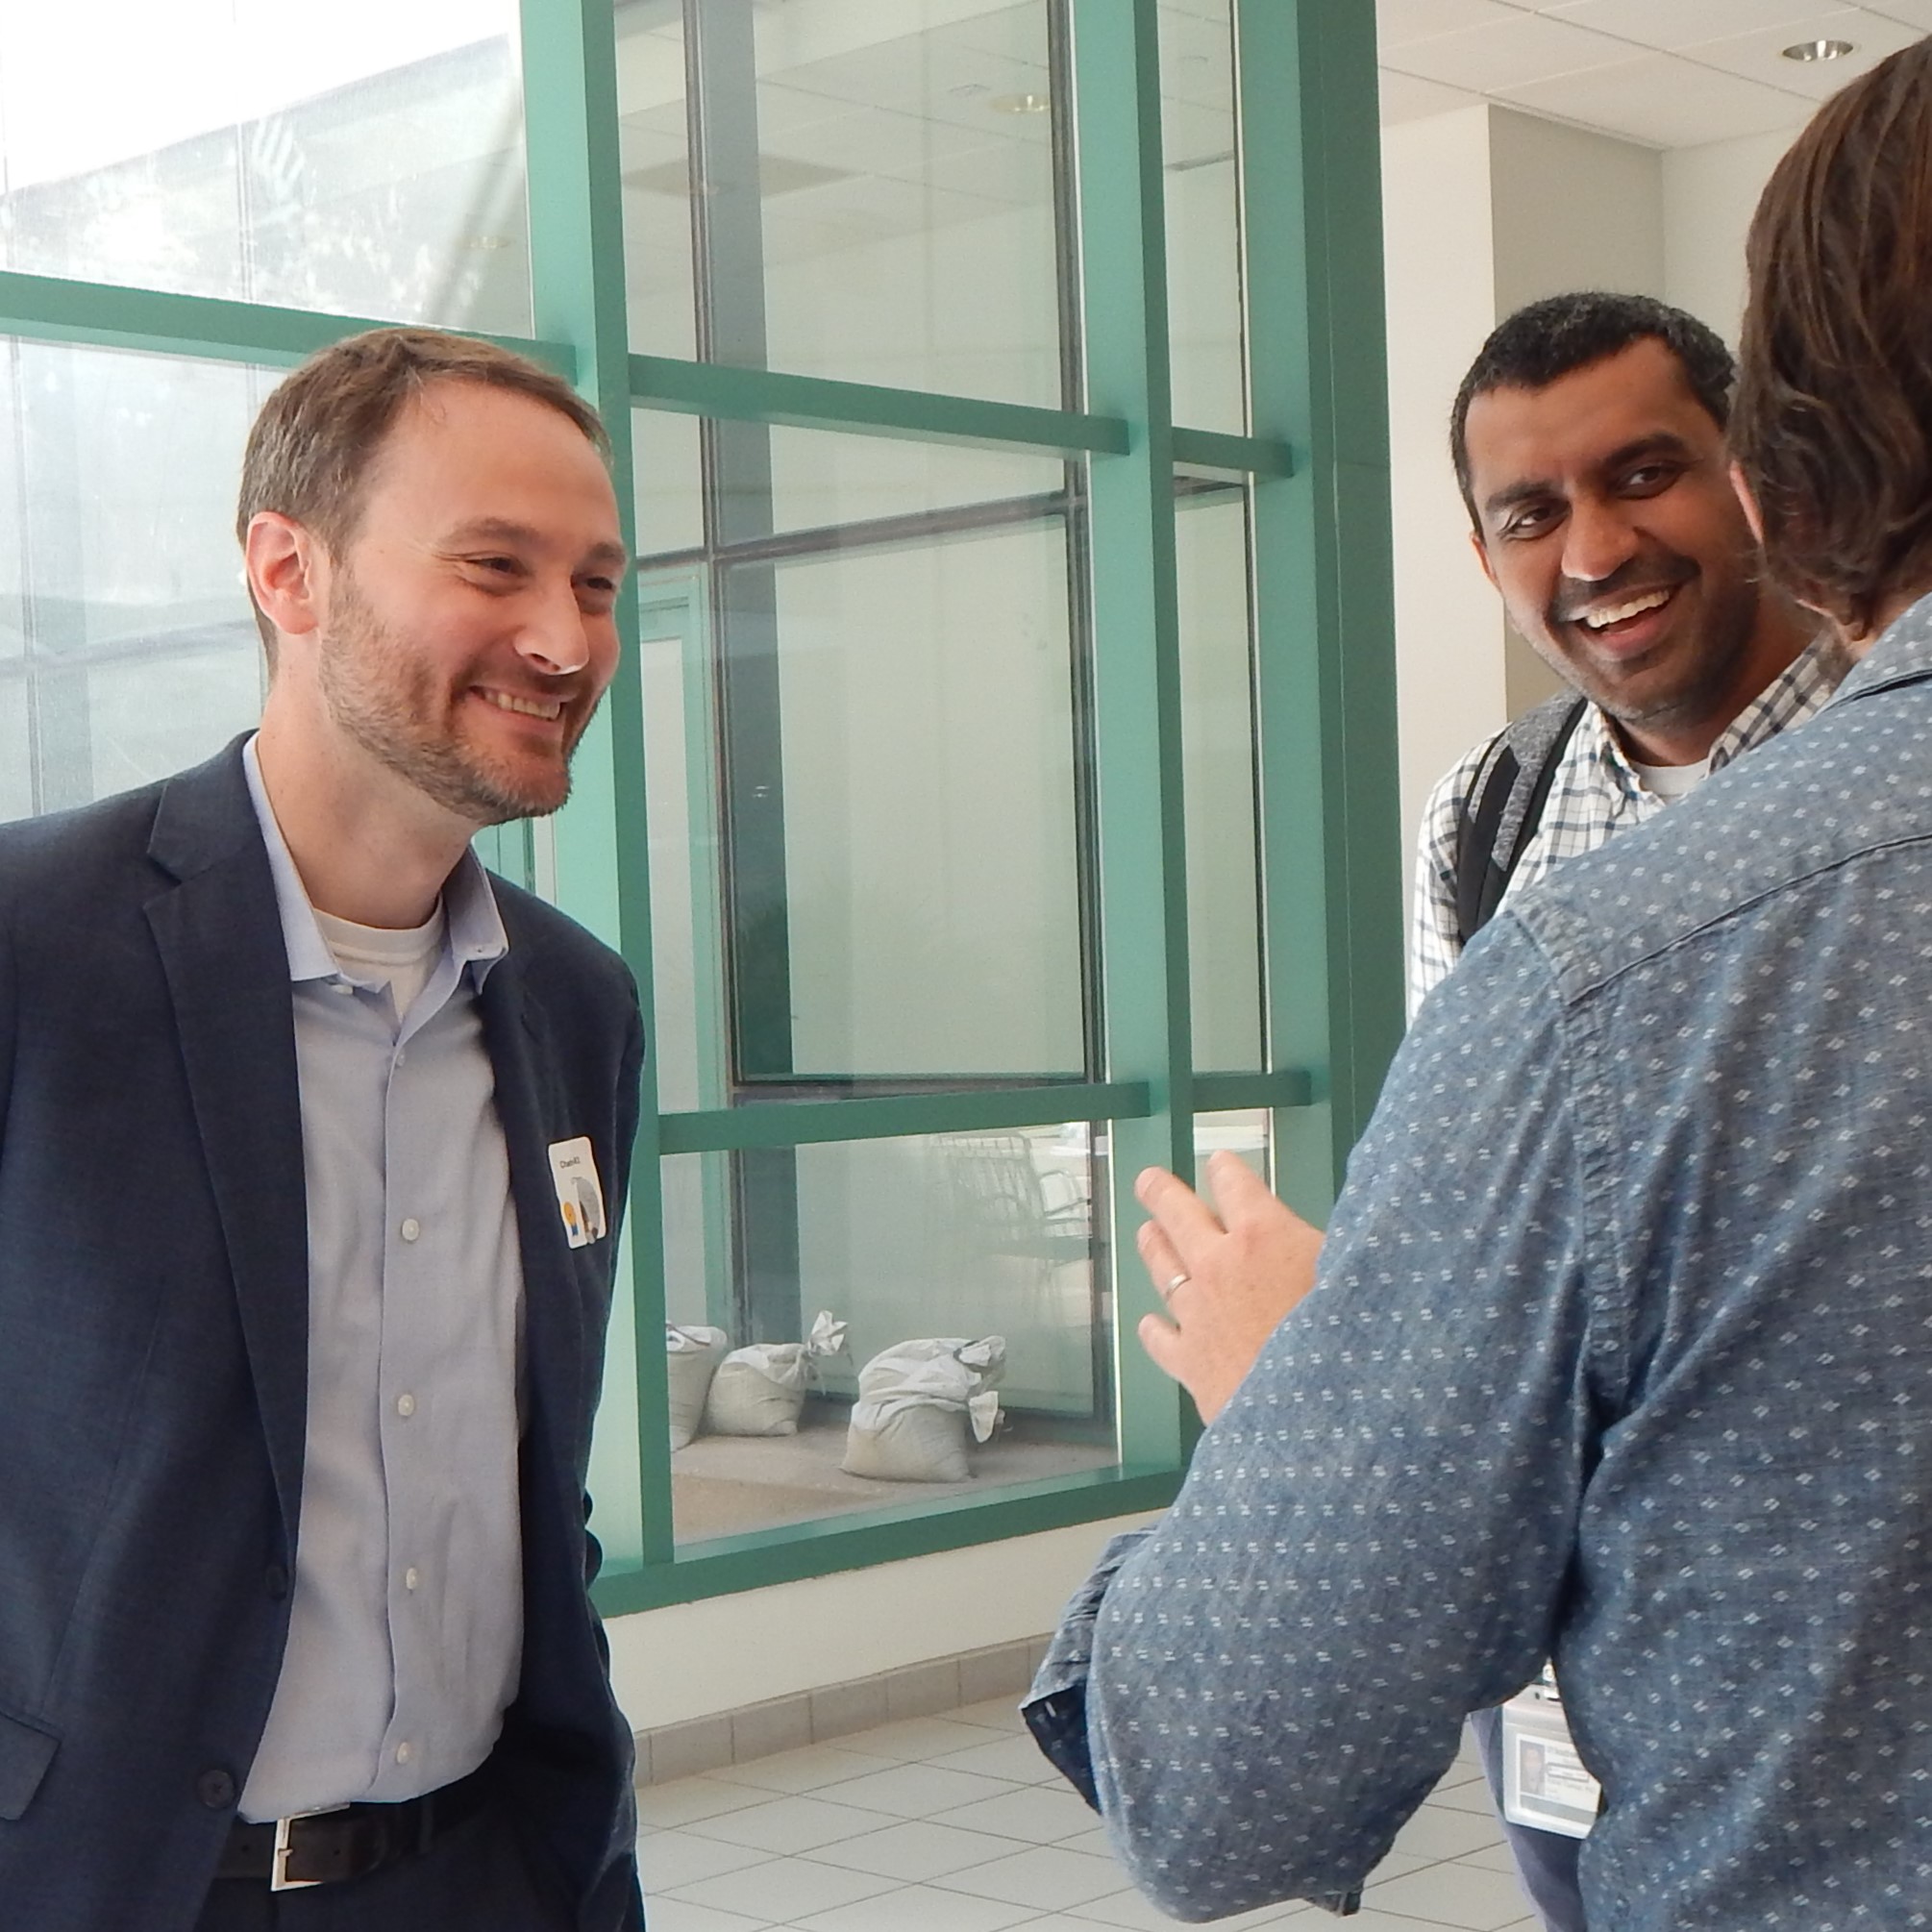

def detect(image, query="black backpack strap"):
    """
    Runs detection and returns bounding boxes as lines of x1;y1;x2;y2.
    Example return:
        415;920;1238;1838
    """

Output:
1452;694;1588;948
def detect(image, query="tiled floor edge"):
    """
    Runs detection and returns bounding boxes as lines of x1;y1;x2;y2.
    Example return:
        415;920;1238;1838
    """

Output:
634;1633;1052;1786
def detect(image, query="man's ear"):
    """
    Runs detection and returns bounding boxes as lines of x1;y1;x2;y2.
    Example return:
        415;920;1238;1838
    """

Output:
1469;526;1499;593
244;511;326;644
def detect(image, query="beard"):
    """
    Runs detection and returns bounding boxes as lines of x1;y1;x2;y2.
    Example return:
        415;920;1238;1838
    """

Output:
315;570;591;827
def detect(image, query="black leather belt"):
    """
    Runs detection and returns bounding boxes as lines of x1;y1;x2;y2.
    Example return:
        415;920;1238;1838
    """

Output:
215;1763;494;1892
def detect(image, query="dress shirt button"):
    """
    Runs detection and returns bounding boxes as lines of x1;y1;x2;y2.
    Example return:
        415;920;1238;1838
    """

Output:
395;1742;413;1767
396;1392;416;1418
196;1769;237;1811
405;1566;420;1592
400;1217;422;1244
330;980;355;996
265;1564;289;1600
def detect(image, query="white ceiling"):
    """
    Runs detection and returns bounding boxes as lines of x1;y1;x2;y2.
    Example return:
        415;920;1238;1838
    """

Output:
1378;0;1932;148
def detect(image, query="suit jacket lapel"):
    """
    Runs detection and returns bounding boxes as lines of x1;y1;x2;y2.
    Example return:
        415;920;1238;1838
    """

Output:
143;746;310;1539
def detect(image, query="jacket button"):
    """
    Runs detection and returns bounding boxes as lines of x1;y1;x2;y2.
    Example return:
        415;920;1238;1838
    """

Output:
196;1769;237;1811
265;1564;289;1599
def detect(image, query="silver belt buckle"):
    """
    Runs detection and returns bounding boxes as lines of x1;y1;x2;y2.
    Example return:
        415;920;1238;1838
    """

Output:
270;1802;349;1892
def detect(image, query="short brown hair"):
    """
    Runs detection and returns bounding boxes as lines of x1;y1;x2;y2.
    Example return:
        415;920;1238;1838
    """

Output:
1733;38;1932;636
235;327;609;659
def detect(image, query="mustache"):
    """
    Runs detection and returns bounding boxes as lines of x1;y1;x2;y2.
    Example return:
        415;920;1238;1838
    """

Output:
1550;556;1696;626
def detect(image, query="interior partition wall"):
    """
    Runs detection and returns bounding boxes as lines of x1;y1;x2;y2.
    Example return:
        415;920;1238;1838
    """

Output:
0;0;1401;1613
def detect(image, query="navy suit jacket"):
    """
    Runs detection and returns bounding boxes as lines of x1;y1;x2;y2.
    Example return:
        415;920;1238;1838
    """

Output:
0;743;646;1931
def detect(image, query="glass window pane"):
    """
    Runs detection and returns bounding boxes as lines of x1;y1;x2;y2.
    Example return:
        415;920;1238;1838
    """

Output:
633;408;706;558
0;338;268;825
660;1125;1114;1547
0;3;531;332
629;0;1068;406
767;427;1064;537
1177;481;1263;1070
738;514;1088;1081
1160;0;1246;432
617;2;699;361
1195;1106;1268;1178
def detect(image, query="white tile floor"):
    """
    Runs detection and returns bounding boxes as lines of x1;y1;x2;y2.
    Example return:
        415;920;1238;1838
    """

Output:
637;1700;1542;1932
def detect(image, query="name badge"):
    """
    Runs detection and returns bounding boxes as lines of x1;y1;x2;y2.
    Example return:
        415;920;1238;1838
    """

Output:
1500;1672;1600;1839
548;1136;607;1249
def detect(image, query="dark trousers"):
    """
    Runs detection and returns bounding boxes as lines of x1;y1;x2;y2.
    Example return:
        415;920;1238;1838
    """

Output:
192;1796;572;1932
1469;1706;1587;1932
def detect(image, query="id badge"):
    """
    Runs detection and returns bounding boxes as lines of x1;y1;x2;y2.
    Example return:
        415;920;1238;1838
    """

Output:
548;1136;607;1248
1500;1672;1600;1839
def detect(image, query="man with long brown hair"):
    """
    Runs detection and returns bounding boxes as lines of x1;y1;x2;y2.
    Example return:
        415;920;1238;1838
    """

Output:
1028;40;1932;1930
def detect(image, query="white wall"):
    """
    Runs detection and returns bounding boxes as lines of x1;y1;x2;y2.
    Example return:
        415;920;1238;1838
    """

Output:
1663;130;1793;346
607;1512;1157;1729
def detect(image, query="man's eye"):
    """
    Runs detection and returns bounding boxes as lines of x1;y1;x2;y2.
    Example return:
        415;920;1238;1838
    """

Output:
1499;505;1557;539
468;555;522;578
1620;463;1679;496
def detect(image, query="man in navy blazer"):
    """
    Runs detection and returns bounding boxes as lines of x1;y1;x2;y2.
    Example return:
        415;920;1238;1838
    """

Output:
0;330;647;1929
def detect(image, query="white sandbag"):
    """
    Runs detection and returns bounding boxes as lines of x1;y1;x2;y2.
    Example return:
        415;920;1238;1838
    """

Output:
705;1311;850;1437
665;1325;729;1449
842;1336;1004;1482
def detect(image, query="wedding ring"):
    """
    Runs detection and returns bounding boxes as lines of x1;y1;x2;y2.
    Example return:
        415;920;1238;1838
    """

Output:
1165;1271;1191;1296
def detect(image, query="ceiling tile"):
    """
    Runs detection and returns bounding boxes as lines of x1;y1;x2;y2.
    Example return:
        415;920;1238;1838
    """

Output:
1541;0;1835;50
1377;69;1488;124
1679;8;1922;94
1375;0;1530;51
1862;0;1932;28
1500;50;1815;146
1380;11;1647;90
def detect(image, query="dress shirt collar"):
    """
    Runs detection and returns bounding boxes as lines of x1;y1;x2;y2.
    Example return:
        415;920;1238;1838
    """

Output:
1836;584;1932;704
1582;630;1847;795
240;734;508;989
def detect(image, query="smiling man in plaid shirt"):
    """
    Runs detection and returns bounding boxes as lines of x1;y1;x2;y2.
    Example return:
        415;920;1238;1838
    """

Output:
1410;292;1842;1025
1409;292;1842;1929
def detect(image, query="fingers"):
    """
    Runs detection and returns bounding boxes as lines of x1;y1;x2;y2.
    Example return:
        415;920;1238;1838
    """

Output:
1134;1216;1190;1301
1134;1165;1226;1265
1136;1309;1185;1381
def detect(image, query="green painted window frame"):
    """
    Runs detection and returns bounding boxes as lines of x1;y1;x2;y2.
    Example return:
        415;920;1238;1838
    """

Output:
0;0;1400;1613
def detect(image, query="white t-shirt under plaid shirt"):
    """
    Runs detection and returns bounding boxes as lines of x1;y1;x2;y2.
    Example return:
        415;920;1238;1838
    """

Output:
1407;637;1845;1019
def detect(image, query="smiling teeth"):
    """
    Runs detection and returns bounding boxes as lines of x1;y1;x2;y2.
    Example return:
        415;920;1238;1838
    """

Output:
1582;588;1672;631
481;690;562;720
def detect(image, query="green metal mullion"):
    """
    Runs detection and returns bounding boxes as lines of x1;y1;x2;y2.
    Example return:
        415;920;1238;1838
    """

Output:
660;1079;1153;1155
1171;425;1295;477
1071;0;1193;1470
1238;0;1402;1220
632;352;1129;458
592;1466;1184;1613
519;0;675;1565
0;266;576;376
1194;1069;1314;1113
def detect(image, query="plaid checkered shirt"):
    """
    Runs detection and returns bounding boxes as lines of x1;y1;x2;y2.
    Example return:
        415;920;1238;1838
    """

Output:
1408;637;1845;1018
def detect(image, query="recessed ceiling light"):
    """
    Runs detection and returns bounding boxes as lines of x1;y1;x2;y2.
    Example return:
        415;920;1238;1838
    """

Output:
988;91;1052;115
1782;38;1854;62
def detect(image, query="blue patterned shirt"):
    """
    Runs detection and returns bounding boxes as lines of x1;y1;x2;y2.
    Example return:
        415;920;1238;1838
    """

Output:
1035;600;1932;1927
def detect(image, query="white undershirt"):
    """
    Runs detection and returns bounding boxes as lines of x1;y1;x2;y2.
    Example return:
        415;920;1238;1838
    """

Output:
1629;758;1708;804
313;905;447;1024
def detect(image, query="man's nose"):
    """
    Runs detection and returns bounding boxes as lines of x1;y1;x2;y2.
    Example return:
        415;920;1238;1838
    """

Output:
1559;496;1641;585
512;582;592;676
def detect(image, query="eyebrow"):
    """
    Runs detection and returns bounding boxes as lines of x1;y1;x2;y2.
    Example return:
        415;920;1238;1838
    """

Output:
1480;432;1698;522
442;516;631;571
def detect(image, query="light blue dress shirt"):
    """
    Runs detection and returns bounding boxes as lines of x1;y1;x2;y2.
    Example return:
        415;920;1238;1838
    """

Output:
237;739;527;1821
1034;601;1932;1928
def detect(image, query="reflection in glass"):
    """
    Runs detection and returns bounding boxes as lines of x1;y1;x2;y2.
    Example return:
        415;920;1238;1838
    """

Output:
748;515;1087;1080
615;2;699;361
1195;1106;1269;1179
1160;0;1246;432
624;0;1068;406
657;1127;1115;1547
766;426;1063;538
0;340;268;824
1177;483;1264;1070
0;1;530;332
